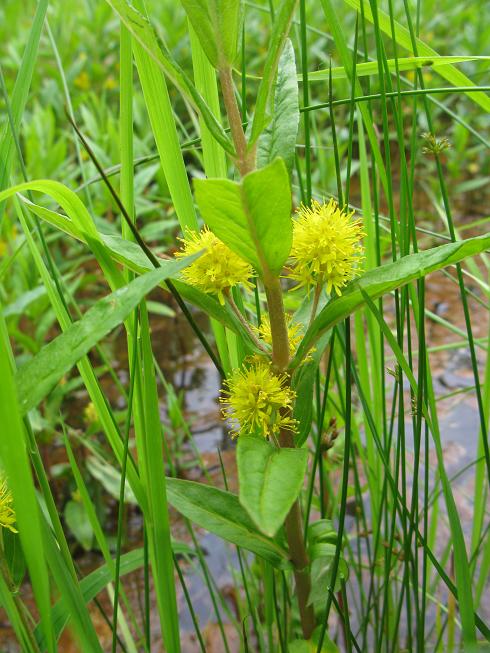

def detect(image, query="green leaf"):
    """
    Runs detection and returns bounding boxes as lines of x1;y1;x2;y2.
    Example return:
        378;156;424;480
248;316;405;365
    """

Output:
257;39;299;173
15;191;264;348
308;550;348;603
306;55;490;82
236;437;308;537
85;456;137;505
15;261;194;415
194;158;293;276
0;331;56;652
181;0;241;68
293;234;490;365
250;0;299;143
64;501;93;552
165;477;291;569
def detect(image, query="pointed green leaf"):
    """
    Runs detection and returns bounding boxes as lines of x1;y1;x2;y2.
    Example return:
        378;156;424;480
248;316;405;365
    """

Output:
15;261;194;415
194;158;293;276
289;629;339;653
293;234;490;365
250;0;299;143
257;39;299;172
306;55;490;82
166;477;291;568
237;437;308;537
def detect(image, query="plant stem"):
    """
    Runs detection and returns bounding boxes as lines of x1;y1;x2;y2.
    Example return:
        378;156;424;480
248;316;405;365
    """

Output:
264;275;316;639
263;276;290;372
225;290;268;353
278;426;316;638
284;499;317;639
219;62;316;639
218;66;255;175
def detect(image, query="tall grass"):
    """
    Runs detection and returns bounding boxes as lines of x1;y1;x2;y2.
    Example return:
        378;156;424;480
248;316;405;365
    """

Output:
0;0;489;651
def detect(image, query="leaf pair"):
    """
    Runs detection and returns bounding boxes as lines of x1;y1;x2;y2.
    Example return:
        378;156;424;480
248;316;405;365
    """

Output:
194;158;293;278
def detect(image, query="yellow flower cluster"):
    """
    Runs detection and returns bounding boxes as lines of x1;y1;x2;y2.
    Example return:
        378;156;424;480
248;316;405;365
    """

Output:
0;476;17;533
220;360;297;439
252;314;302;357
289;199;365;296
176;228;253;304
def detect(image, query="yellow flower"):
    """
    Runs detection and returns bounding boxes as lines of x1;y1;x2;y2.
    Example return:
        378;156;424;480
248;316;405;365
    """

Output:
253;314;302;357
289;198;365;296
220;361;297;439
176;228;253;304
0;477;17;533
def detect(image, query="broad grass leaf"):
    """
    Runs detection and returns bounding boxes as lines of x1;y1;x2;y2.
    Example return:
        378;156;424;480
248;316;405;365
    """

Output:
34;544;192;649
237;436;308;537
307;55;489;82
0;0;48;203
194;158;293;276
293;234;490;365
15;262;193;415
166;477;291;569
0;332;57;653
257;38;299;173
15;193;264;348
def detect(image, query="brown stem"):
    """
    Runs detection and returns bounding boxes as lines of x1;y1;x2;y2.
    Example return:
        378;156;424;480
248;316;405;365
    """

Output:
218;66;255;176
264;274;316;638
284;499;316;639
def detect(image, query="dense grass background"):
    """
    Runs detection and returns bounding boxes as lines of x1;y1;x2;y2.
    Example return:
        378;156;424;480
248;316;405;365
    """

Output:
0;0;489;651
